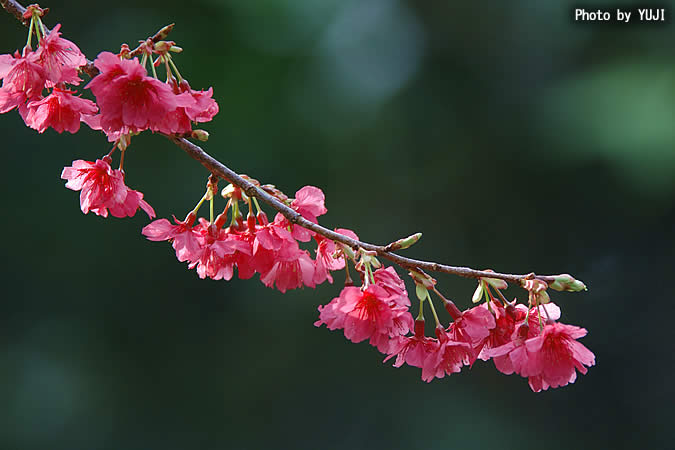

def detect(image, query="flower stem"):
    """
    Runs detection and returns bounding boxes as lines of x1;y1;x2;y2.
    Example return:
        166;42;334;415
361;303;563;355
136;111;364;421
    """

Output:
416;297;425;321
167;56;183;82
490;284;509;307
252;197;262;215
229;201;240;227
25;14;33;48
426;291;441;328
118;148;126;171
191;190;209;215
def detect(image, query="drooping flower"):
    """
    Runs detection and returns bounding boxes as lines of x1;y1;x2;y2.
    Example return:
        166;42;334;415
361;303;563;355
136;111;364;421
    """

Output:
35;24;86;86
107;185;156;219
477;303;525;372
174;79;219;123
313;228;358;285
24;88;97;133
485;308;594;393
275;186;328;242
315;282;413;351
187;219;253;280
385;319;440;370
259;248;316;293
142;212;202;262
61;156;154;219
250;220;301;275
86;52;180;135
444;304;496;365
184;86;219;122
420;325;474;382
521;323;595;392
0;49;45;113
373;266;410;307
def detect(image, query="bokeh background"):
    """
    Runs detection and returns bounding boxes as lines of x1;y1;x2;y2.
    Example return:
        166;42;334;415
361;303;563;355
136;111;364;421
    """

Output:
1;0;674;449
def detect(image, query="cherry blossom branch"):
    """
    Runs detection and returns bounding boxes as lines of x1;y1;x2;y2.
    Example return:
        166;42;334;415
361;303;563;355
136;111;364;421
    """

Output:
169;136;561;285
1;0;581;289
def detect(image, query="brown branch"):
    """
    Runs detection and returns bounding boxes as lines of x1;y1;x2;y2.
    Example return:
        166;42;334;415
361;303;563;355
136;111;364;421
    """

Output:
170;137;557;285
0;0;25;20
3;0;572;288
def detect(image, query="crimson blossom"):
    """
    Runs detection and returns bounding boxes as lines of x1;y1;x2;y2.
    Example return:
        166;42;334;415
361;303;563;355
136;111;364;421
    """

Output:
315;268;414;353
61;157;155;219
487;319;595;392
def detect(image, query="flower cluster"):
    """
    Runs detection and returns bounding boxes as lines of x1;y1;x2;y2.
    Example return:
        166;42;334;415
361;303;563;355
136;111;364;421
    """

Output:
142;184;357;293
84;50;217;140
317;270;595;392
0;7;221;220
0;9;96;133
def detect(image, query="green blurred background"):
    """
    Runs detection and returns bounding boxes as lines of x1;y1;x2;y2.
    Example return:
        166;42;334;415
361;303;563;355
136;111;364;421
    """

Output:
1;0;674;449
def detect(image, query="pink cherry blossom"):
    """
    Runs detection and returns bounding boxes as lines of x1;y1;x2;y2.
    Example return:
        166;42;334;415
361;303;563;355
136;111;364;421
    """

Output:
420;325;474;382
477;303;525;373
385;320;440;370
177;79;219;123
372;266;410;307
0;49;45;113
184;86;219;122
61;156;154;219
315;283;413;351
86;52;179;135
142;212;203;262
275;186;328;242
35;24;86;86
24;88;97;133
486;316;594;392
444;304;496;365
154;91;194;134
313;228;358;285
107;186;156;219
187;219;253;280
522;323;595;392
250;221;300;276
210;232;254;280
259;248;316;293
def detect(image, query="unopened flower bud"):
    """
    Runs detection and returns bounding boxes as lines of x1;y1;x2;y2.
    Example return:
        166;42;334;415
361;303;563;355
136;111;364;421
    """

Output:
385;232;422;251
154;41;173;53
415;284;427;301
408;270;436;288
536;289;551;305
156;23;176;41
472;282;484;303
169;45;183;53
221;184;235;198
549;274;587;292
191;129;209;141
485;277;507;290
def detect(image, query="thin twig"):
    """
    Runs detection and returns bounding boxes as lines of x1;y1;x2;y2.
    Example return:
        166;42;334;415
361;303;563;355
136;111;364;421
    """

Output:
170;137;555;285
